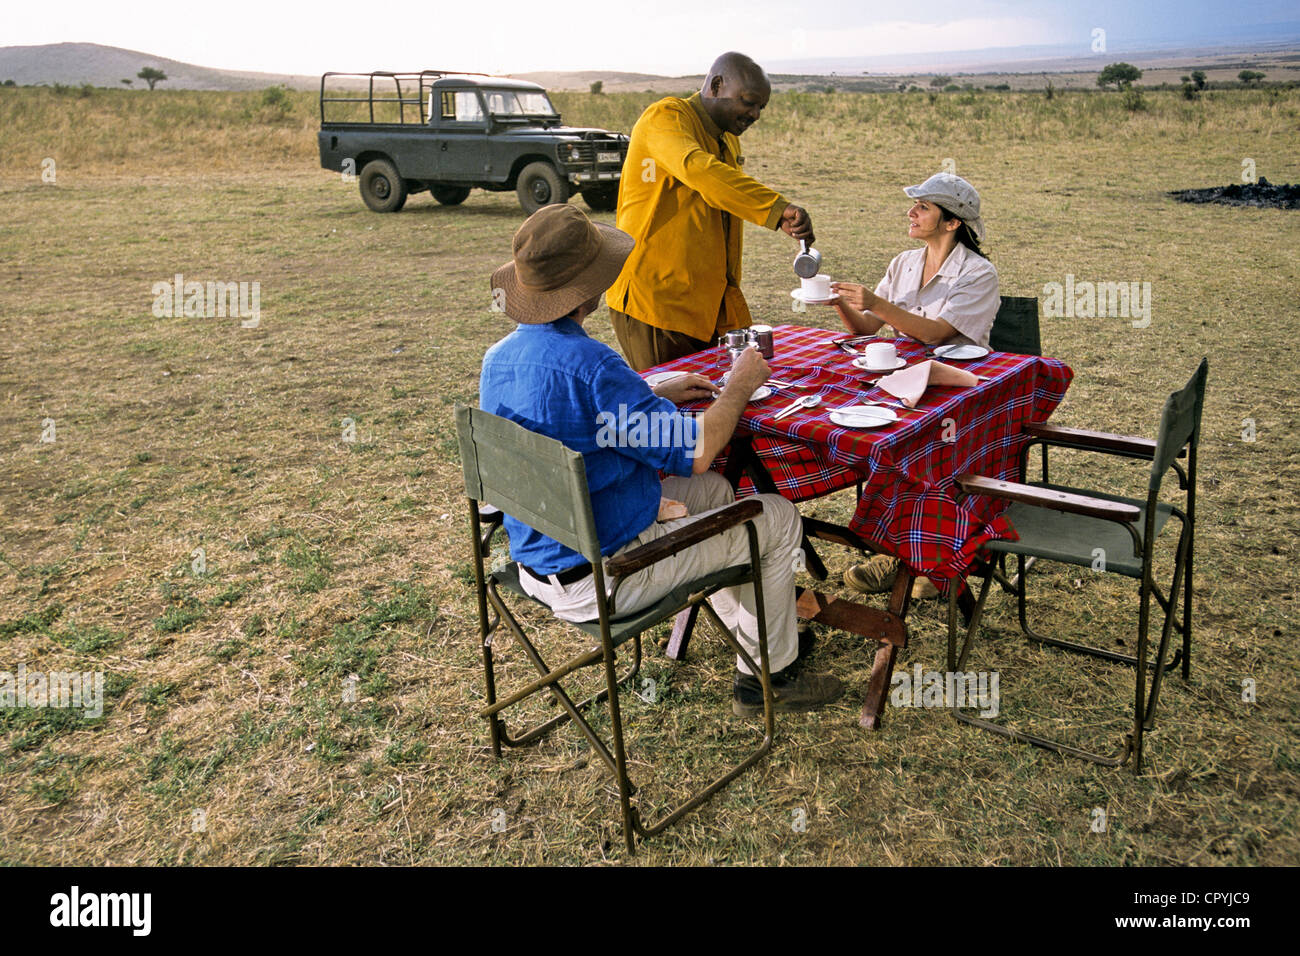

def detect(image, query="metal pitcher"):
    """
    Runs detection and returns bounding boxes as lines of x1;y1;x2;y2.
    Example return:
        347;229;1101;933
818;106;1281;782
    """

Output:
793;240;822;279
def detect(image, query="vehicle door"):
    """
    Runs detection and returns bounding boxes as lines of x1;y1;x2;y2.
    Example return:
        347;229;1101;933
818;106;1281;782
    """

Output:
435;89;489;182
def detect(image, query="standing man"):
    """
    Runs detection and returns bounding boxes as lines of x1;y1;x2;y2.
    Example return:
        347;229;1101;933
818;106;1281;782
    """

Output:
608;51;816;371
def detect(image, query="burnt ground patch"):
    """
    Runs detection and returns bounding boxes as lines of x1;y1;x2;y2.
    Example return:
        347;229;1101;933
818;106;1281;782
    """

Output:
1170;177;1300;209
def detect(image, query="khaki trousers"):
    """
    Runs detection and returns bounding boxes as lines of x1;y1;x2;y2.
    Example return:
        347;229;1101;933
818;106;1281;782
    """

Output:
517;471;801;676
610;309;716;372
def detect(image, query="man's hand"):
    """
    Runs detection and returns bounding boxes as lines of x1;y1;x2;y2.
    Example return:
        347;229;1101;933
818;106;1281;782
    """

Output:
779;204;815;245
653;372;720;404
657;498;689;522
725;344;771;395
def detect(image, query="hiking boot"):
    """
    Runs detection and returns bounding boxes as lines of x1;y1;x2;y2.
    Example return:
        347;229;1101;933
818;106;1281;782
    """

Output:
844;554;899;594
732;665;844;717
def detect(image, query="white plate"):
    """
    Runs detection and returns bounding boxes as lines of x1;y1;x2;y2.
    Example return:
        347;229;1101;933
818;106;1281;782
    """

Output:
790;289;838;305
643;371;687;388
829;405;898;428
934;344;990;360
713;385;771;403
851;355;908;372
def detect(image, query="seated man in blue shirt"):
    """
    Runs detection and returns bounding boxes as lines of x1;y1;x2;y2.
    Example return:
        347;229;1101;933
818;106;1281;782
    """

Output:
480;204;842;716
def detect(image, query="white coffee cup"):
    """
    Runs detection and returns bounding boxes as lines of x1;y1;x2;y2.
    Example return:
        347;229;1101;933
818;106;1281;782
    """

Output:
864;341;897;369
800;274;831;300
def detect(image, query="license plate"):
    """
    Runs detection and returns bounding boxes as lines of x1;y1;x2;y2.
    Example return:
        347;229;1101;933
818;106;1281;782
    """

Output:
597;151;621;164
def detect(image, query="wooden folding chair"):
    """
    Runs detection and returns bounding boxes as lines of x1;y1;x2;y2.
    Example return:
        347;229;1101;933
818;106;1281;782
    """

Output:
946;358;1207;772
455;405;776;853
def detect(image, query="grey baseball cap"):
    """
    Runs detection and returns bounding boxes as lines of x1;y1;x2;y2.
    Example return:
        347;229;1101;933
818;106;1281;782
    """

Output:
904;172;986;241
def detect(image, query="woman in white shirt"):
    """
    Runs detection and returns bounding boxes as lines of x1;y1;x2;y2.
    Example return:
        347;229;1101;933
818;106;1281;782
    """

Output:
831;172;998;348
833;173;998;598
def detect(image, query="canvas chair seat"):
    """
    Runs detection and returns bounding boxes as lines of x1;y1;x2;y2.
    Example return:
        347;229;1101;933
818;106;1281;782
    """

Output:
492;562;757;645
987;486;1177;579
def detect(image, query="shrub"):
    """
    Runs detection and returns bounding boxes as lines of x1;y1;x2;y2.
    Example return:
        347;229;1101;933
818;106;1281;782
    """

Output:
1121;87;1147;111
260;85;291;114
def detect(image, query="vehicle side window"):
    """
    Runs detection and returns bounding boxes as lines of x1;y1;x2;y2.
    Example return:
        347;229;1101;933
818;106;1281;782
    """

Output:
440;91;483;123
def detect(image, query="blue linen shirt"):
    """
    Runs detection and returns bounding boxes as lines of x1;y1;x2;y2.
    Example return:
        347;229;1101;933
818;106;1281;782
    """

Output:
479;319;700;574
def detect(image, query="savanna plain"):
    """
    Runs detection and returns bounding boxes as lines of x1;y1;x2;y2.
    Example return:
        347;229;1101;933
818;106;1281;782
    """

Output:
1;84;1297;865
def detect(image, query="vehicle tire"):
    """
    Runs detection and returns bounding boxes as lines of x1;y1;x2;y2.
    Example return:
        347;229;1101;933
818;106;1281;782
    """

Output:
516;162;569;214
431;184;471;206
582;184;618;212
359;159;407;213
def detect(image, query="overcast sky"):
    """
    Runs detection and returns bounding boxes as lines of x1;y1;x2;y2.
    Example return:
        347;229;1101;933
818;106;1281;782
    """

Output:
5;0;1297;76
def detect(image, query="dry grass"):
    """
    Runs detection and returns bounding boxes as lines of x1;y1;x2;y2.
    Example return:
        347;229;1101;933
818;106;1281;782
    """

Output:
1;86;1297;866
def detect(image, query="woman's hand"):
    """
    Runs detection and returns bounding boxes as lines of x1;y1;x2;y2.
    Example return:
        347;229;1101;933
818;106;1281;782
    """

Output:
830;281;878;313
653;372;720;404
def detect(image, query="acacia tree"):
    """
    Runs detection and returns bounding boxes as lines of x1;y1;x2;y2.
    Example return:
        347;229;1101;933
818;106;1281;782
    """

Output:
1238;70;1265;87
1096;62;1142;91
137;67;167;90
930;74;952;88
1191;70;1207;90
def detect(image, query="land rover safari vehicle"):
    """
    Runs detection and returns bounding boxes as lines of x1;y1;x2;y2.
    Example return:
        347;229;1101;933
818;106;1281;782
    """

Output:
318;71;629;214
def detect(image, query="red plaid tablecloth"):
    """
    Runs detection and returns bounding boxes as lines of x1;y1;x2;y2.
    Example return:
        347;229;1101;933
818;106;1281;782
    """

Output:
647;324;1074;586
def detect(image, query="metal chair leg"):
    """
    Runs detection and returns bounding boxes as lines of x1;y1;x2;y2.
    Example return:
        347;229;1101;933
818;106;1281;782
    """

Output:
949;562;1136;769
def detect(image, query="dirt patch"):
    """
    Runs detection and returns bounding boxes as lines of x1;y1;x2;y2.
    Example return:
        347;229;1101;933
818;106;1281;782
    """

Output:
1169;177;1300;209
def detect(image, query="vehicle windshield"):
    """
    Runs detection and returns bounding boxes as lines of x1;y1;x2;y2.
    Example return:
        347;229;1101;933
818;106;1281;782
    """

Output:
485;90;557;116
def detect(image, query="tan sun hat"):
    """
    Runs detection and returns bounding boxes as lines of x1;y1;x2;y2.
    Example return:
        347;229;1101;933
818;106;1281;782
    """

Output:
904;172;986;241
490;204;634;324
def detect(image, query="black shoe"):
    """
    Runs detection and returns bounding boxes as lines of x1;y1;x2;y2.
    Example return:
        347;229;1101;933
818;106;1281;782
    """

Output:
732;664;843;717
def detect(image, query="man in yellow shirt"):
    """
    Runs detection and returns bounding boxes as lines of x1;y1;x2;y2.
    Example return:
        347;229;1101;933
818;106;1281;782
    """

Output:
608;52;816;371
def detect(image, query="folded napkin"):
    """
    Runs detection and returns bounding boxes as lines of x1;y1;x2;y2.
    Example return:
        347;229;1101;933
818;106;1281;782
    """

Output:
876;360;978;407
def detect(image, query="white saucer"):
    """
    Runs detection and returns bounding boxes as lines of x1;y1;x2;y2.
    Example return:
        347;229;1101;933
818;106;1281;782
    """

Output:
712;385;771;402
790;289;838;305
643;371;687;387
852;355;907;372
934;344;990;360
829;406;898;428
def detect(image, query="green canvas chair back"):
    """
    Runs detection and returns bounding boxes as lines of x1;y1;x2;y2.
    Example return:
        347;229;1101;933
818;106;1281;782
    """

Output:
455;405;601;564
989;296;1042;355
1148;358;1208;496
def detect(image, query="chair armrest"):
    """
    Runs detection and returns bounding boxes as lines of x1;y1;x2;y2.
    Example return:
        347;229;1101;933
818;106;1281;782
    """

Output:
1023;422;1158;459
604;499;763;579
956;474;1141;523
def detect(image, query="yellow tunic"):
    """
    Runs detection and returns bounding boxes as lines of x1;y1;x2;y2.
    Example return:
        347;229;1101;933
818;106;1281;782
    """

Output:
608;92;788;341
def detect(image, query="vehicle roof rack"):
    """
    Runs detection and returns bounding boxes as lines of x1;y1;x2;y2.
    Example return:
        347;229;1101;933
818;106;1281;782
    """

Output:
319;71;493;124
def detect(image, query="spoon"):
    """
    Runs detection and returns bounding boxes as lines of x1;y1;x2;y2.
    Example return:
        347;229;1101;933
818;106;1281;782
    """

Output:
773;394;821;420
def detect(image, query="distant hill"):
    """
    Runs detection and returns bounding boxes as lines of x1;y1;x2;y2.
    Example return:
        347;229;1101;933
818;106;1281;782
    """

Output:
3;40;1298;94
0;42;319;90
511;70;695;93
